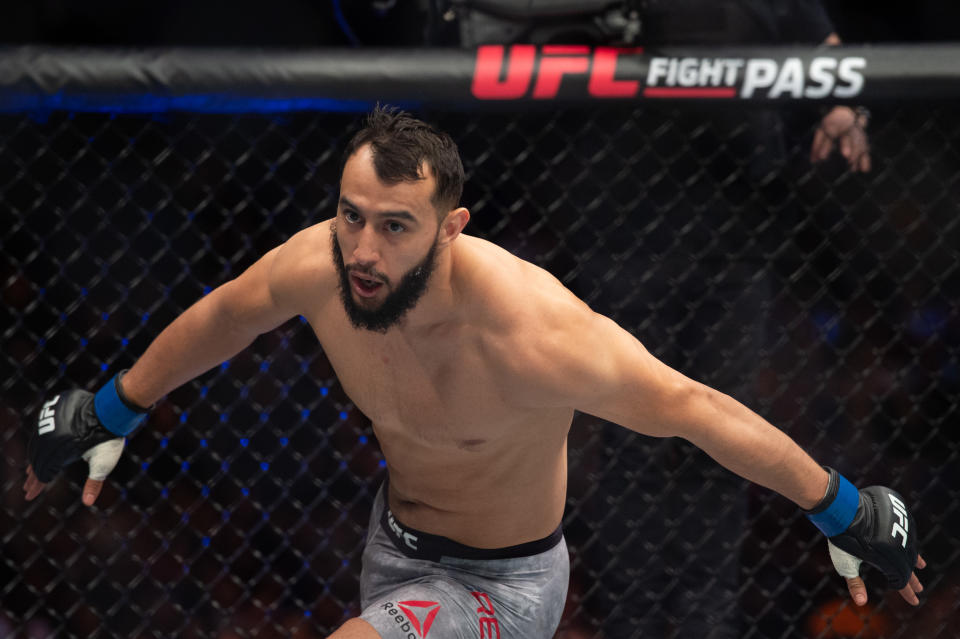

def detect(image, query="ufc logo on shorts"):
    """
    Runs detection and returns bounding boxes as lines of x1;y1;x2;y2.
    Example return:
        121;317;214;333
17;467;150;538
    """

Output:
472;592;500;639
38;396;60;435
387;511;419;551
888;493;909;548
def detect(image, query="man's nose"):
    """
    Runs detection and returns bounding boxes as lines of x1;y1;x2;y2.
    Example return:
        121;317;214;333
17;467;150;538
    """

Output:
352;228;381;265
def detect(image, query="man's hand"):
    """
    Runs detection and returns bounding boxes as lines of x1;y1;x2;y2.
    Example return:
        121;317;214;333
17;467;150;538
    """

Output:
830;540;927;606
806;468;924;607
811;105;871;173
24;437;121;506
25;373;147;506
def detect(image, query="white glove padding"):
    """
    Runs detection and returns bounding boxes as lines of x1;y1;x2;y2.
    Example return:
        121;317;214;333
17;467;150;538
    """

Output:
81;437;125;481
828;539;863;579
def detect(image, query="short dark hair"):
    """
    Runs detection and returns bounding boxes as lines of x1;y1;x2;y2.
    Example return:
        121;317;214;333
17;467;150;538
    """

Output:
341;105;464;213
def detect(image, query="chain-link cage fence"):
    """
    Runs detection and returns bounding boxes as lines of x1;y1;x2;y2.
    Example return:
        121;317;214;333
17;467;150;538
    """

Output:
2;100;958;638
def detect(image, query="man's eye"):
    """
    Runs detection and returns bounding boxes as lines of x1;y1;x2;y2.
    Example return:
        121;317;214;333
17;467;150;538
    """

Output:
387;222;406;233
344;210;360;223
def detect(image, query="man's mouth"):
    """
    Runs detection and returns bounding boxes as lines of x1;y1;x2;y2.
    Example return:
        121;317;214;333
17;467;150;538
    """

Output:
350;272;385;298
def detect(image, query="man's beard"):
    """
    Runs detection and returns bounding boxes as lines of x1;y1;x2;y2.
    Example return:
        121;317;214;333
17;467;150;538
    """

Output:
332;224;439;333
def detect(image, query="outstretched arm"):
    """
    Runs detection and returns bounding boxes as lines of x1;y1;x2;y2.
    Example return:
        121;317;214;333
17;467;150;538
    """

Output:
569;313;831;508
519;294;924;606
121;244;297;407
25;228;316;505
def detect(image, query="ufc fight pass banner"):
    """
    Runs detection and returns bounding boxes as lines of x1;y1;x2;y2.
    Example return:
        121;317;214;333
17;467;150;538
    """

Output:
0;44;957;112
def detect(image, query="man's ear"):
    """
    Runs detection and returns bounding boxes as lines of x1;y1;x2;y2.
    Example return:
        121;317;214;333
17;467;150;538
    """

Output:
438;207;470;247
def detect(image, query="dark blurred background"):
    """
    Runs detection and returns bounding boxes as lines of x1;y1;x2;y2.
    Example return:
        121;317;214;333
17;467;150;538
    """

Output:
0;0;958;47
2;3;959;639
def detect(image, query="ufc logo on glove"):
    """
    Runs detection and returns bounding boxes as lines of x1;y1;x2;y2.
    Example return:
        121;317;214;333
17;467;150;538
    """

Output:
37;395;60;435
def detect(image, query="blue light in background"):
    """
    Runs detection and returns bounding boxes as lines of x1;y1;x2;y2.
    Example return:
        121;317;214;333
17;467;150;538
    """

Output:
909;307;946;338
811;310;841;345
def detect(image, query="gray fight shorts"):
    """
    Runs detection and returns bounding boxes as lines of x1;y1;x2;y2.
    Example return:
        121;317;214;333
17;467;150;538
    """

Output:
358;482;569;638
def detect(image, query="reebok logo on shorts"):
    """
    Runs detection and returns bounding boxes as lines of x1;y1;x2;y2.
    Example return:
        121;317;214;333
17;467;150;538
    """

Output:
472;592;501;639
380;600;441;638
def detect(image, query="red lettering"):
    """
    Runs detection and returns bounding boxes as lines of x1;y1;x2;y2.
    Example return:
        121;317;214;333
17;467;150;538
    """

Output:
471;45;536;99
589;47;642;97
471;591;496;615
533;54;590;99
479;617;501;639
542;45;590;55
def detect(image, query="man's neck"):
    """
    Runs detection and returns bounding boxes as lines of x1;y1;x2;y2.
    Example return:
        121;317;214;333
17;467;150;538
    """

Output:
395;244;462;335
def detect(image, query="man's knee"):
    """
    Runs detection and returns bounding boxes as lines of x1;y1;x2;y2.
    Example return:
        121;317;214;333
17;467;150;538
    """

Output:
329;617;382;638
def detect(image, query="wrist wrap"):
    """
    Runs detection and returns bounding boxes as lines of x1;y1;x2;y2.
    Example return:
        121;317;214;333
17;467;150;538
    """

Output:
804;466;860;537
93;370;149;436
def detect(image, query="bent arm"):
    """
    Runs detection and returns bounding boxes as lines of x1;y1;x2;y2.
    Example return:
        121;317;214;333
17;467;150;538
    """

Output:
121;245;297;408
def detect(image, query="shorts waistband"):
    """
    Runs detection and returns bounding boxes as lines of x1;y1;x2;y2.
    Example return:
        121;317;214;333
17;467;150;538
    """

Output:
379;496;563;562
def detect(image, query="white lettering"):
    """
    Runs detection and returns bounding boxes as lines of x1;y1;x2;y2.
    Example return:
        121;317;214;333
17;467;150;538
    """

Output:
805;57;837;98
387;511;419;550
698;58;725;86
835;57;866;98
678;58;699;86
403;532;418;550
38;395;60;435
769;57;805;98
741;59;778;98
888;493;909;548
647;57;669;86
666;58;678;85
723;59;744;85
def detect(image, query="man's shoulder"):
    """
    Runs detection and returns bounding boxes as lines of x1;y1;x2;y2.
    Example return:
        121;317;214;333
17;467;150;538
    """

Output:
458;236;597;383
458;235;581;329
277;219;334;269
269;219;337;308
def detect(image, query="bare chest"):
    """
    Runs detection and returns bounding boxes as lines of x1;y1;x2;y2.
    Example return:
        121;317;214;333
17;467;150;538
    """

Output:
316;321;518;447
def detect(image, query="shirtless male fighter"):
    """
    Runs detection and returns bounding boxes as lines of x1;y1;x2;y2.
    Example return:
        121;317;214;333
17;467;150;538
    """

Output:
25;107;925;638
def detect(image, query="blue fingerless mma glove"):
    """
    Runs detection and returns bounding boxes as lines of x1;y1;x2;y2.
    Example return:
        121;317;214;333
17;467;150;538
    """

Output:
804;467;919;589
28;371;149;482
